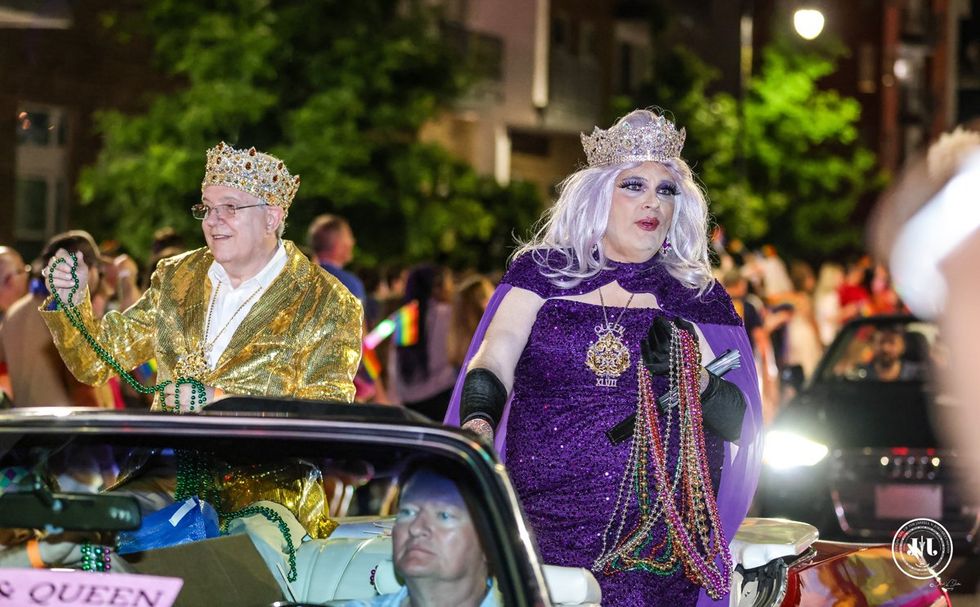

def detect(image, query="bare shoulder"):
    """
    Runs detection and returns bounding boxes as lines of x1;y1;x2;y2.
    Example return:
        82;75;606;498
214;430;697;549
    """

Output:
494;286;547;320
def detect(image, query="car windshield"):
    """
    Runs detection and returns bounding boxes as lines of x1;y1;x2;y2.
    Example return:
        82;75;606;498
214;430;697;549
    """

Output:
0;417;533;607
817;317;942;383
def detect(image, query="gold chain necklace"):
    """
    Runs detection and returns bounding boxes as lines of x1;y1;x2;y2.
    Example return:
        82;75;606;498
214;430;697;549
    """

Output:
585;286;636;387
173;282;263;379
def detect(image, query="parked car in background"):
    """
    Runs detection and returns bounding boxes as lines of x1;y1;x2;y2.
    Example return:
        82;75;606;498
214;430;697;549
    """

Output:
0;399;950;606
757;315;979;555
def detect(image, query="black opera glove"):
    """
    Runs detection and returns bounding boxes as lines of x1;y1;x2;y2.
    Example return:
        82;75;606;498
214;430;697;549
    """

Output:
700;372;747;443
641;315;698;376
639;315;746;442
460;368;507;429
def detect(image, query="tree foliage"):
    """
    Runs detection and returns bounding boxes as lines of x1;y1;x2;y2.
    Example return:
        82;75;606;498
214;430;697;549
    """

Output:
78;0;539;270
616;32;881;259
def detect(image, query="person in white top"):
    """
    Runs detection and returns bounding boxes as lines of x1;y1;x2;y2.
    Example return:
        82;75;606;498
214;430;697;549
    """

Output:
40;142;363;411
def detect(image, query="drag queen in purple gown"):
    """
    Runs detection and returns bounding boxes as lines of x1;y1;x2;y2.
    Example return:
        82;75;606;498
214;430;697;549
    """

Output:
444;109;764;606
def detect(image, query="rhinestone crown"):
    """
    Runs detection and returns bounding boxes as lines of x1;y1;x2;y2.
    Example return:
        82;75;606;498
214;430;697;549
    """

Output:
580;114;686;167
202;142;301;211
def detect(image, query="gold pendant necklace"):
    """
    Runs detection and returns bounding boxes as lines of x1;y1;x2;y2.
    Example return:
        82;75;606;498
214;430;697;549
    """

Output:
585;287;636;387
173;348;211;381
174;282;263;380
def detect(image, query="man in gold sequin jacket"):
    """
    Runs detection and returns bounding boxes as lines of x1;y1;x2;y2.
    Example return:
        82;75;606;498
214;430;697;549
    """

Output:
41;143;363;410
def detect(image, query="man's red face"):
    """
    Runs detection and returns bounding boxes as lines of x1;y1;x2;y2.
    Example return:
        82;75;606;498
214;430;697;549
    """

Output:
392;480;485;585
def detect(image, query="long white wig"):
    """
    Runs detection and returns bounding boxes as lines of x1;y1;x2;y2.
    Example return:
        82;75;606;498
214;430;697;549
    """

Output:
514;110;715;294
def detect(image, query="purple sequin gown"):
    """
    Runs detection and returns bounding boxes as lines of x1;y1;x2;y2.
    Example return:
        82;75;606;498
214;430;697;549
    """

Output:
444;251;761;607
506;300;725;607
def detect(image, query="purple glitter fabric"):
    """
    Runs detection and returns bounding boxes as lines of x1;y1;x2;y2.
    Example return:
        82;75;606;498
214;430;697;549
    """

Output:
509;299;724;605
445;252;764;607
500;250;742;326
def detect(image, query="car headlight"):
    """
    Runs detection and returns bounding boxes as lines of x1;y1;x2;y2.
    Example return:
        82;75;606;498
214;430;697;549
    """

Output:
763;430;829;469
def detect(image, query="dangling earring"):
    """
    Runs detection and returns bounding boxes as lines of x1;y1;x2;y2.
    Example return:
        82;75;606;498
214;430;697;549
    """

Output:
660;238;673;256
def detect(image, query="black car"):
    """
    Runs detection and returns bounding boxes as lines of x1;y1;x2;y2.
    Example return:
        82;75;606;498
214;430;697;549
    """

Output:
0;398;949;606
756;314;980;551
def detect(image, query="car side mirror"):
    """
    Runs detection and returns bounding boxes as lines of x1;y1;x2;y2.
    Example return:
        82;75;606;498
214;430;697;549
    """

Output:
781;365;805;392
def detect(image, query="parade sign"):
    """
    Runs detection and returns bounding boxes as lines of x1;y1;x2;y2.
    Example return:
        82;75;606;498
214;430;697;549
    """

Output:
0;569;182;606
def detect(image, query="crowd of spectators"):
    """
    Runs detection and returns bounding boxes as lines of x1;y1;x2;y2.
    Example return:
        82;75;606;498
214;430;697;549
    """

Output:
0;218;907;425
713;233;906;420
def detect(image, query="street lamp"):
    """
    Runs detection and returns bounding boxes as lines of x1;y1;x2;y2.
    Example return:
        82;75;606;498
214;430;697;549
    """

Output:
793;8;825;40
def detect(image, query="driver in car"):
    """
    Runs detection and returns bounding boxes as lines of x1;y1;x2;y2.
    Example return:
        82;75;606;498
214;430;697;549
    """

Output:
861;326;922;381
344;467;500;607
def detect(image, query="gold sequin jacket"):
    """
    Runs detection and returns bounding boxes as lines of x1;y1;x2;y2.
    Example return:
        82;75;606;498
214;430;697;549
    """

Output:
40;241;362;407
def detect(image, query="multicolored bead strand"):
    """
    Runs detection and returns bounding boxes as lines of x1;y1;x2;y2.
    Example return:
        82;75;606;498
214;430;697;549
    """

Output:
593;322;732;600
79;540;112;572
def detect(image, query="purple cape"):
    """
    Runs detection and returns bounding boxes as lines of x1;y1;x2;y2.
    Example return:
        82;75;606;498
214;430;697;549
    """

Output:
444;252;764;607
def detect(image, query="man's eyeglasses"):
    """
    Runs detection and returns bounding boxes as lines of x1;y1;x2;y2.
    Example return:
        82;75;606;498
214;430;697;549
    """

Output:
191;203;266;220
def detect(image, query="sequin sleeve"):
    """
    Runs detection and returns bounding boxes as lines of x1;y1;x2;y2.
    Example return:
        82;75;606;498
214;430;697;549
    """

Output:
40;274;161;387
292;279;362;403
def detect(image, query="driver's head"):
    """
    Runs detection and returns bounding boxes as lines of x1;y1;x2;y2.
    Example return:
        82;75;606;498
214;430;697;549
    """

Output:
872;326;906;365
392;468;487;587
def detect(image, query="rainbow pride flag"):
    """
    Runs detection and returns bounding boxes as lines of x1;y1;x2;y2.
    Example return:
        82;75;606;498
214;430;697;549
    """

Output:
358;300;421;385
393;301;419;346
363;300;420;349
361;347;382;382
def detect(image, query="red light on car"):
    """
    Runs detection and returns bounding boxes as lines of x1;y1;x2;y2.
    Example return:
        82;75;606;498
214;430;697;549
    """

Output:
891;447;910;456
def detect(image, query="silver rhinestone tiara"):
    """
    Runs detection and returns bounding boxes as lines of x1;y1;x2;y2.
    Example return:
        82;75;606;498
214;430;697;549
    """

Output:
580;114;686;168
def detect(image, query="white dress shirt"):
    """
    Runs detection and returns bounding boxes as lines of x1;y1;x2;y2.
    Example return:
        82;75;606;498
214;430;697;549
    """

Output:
204;243;288;368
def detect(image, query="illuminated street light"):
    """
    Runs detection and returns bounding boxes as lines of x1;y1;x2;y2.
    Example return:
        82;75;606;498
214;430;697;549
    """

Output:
893;58;910;80
793;8;825;40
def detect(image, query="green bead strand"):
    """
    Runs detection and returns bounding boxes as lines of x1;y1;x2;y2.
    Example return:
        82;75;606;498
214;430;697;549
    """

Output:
47;253;206;409
221;505;298;582
51;255;295;582
173;451;297;582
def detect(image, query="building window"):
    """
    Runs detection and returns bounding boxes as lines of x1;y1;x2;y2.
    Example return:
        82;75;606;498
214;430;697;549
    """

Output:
551;13;570;52
901;0;929;39
16;108;65;147
15;103;69;242
858;43;877;94
442;23;503;82
510;131;550;157
15;178;48;237
580;21;597;60
619;43;634;94
470;31;504;81
441;0;468;23
14;177;65;241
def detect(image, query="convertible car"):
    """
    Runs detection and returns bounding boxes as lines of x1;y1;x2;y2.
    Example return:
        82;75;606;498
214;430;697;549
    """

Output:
0;399;950;606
